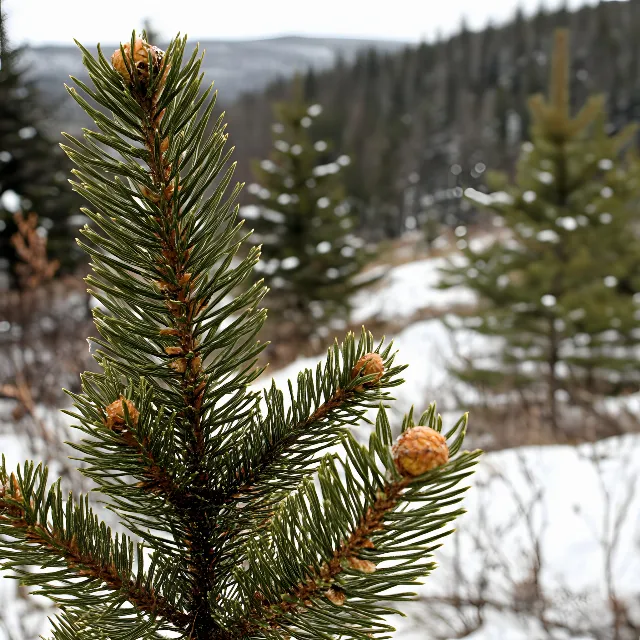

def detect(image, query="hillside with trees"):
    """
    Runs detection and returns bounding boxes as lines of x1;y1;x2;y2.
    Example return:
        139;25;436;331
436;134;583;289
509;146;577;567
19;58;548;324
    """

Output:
230;0;640;240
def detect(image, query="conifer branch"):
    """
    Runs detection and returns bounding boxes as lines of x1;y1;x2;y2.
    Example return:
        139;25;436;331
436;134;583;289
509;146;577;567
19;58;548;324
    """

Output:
65;380;197;552
210;334;404;521
217;404;479;639
0;462;188;631
104;418;185;504
62;36;268;636
232;477;409;638
233;386;351;495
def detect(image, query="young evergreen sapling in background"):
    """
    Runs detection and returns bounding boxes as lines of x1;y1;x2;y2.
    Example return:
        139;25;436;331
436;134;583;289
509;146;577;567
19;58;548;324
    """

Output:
0;9;83;286
441;29;640;434
0;32;479;639
245;86;378;352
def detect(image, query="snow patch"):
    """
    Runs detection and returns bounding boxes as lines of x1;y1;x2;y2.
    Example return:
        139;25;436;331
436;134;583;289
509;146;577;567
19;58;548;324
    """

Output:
351;257;476;324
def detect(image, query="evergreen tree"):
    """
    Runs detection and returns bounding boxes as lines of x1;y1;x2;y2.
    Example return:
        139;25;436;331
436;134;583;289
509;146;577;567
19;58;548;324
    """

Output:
0;9;82;285
246;87;377;350
0;33;479;639
441;30;640;432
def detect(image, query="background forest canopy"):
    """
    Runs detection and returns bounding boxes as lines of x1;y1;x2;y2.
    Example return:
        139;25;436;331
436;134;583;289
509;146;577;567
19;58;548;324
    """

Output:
231;0;640;239
2;0;640;279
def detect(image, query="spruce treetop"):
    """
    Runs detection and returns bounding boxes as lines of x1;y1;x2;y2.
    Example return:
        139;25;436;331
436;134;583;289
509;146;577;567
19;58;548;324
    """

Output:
0;32;479;639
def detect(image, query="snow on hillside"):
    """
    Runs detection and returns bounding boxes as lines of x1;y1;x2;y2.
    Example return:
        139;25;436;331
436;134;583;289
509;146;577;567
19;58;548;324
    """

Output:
257;315;491;435
350;233;498;325
351;255;475;323
258;247;496;428
1;247;639;638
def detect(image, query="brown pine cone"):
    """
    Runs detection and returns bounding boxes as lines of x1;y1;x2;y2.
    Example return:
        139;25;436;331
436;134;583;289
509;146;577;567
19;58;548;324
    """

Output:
392;426;449;477
111;38;165;85
104;396;139;432
351;353;384;391
325;587;346;606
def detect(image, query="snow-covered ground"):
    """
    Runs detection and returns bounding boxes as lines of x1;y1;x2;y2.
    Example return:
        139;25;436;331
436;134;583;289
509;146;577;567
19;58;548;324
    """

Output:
2;244;639;638
393;433;640;639
351;255;476;323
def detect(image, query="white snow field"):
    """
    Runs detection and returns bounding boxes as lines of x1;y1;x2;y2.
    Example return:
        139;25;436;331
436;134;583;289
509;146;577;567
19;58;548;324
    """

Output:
351;255;476;324
1;247;639;638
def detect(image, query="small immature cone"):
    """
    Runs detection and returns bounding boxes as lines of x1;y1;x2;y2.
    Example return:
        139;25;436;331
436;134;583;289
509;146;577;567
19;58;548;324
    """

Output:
111;38;165;85
351;352;384;392
190;355;203;373
160;328;181;336
392;426;449;477
347;556;377;573
104;396;140;431
325;587;346;606
169;358;188;373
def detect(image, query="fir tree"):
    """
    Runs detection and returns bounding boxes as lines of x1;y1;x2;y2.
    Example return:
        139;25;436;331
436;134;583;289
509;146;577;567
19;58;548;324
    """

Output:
0;9;82;285
0;33;479;639
441;29;640;432
245;87;377;350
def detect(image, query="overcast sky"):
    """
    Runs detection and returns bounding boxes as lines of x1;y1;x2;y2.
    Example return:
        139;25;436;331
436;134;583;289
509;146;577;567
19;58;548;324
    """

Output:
5;0;603;46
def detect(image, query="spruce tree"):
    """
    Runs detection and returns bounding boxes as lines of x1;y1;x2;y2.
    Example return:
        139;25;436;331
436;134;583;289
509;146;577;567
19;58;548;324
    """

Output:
245;87;376;350
441;29;640;432
0;9;82;285
0;33;479;639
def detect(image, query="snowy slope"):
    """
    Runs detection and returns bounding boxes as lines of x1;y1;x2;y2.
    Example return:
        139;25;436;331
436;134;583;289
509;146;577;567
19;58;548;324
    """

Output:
1;248;639;638
260;250;494;428
351;255;475;323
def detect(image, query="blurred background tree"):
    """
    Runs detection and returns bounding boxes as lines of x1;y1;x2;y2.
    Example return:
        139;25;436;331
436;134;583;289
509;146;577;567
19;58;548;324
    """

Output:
0;9;82;288
440;30;640;438
244;83;379;354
